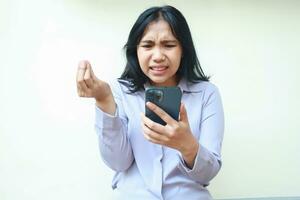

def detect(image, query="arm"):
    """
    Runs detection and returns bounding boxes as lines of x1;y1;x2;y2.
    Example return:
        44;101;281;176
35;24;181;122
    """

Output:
95;97;134;172
178;85;224;185
141;83;224;185
76;60;134;172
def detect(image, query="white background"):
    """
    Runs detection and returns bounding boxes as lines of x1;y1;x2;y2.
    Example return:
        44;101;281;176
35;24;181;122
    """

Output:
1;0;300;199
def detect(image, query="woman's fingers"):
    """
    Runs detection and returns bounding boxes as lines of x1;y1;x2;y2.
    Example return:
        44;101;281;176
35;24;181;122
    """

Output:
77;60;90;97
146;102;177;126
141;113;166;134
76;60;111;100
88;61;97;80
141;122;169;144
77;60;87;81
84;64;93;88
179;103;189;122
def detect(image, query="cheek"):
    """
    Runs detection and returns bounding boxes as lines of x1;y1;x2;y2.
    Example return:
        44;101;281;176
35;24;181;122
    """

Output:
137;51;148;74
174;51;182;67
137;51;149;67
137;50;142;63
137;50;144;63
169;53;181;67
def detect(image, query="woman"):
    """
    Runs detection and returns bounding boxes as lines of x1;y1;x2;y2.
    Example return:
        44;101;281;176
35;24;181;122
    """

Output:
76;5;224;200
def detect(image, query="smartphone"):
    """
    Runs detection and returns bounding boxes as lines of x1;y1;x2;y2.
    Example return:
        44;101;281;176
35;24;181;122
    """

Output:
145;86;182;125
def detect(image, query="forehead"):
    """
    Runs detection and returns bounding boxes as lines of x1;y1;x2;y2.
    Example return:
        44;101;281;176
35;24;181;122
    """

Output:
141;20;176;40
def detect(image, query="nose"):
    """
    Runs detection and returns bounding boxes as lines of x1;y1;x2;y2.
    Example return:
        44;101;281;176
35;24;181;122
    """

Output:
152;47;165;62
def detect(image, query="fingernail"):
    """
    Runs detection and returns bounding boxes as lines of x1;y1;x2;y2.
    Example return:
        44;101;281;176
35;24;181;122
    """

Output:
146;102;153;108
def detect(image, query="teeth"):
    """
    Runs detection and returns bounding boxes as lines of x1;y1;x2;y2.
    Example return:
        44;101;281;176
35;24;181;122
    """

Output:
151;67;166;71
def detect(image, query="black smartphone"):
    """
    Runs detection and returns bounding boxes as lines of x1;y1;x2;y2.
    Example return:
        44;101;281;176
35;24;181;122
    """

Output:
145;86;182;125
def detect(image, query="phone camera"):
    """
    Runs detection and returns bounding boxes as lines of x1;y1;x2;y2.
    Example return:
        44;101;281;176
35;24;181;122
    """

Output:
153;90;163;103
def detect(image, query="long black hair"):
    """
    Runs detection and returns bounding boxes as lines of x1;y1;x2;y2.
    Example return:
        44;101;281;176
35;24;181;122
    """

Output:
119;5;209;93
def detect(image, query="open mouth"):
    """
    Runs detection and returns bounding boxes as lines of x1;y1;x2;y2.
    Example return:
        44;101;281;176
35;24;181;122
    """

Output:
149;66;168;75
149;66;168;71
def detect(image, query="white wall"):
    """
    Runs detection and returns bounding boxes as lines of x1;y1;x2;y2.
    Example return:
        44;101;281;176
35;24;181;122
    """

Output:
1;0;299;199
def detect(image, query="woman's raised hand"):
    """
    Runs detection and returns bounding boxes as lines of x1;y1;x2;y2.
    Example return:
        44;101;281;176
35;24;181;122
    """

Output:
76;60;116;115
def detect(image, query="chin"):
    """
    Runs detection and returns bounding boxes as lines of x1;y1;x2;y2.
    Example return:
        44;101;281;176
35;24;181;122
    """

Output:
150;79;175;87
149;78;167;84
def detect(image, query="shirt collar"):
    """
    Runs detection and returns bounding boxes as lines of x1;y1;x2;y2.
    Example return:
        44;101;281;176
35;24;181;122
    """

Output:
143;78;202;93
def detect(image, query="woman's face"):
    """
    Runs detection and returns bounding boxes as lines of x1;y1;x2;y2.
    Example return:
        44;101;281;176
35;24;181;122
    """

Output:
137;20;182;87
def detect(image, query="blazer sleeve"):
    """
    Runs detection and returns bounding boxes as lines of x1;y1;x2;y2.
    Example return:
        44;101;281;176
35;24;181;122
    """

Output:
94;81;134;172
178;84;225;185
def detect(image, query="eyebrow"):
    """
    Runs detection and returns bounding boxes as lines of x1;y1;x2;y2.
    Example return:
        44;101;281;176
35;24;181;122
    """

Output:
140;40;178;44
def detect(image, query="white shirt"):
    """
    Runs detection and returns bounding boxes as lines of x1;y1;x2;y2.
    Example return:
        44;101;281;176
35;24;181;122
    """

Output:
95;78;224;200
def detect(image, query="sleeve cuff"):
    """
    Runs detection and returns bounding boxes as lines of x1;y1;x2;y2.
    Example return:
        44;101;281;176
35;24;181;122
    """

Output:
178;143;215;175
94;104;124;133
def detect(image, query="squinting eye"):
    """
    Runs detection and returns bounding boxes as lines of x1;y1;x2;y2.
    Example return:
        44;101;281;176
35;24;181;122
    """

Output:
165;45;176;48
140;45;153;49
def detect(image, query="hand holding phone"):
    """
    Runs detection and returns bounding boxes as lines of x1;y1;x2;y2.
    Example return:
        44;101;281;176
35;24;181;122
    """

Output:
145;86;182;125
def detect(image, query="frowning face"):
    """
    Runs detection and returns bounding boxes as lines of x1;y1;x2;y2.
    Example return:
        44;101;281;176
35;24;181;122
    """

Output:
137;19;182;87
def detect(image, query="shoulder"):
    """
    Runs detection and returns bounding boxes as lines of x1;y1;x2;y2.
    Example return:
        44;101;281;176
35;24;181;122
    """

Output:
184;81;222;105
109;79;134;96
185;80;219;94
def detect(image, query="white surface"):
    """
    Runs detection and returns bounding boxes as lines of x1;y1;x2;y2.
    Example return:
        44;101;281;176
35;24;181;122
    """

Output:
1;0;300;199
